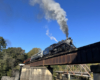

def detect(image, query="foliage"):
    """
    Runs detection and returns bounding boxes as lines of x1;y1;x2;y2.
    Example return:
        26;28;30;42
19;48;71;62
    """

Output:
27;48;41;58
0;48;26;79
7;69;12;77
0;37;27;80
0;37;43;80
0;37;7;51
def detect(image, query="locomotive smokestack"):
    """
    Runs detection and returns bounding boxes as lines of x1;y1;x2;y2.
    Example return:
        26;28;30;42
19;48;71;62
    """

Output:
29;0;69;37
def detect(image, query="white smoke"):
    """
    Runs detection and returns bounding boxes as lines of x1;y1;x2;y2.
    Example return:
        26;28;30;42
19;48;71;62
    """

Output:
29;0;69;38
46;29;58;42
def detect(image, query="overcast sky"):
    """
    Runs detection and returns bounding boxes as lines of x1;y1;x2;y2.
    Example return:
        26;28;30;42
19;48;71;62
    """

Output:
0;0;100;53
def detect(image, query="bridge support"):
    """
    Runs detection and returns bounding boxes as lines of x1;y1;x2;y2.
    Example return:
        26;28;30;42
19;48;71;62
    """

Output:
90;65;100;80
47;65;53;75
67;73;70;80
20;65;53;80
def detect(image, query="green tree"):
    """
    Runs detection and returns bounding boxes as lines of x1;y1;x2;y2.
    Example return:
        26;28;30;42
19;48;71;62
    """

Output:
3;47;26;66
0;47;26;80
0;37;7;51
27;48;41;58
7;69;12;77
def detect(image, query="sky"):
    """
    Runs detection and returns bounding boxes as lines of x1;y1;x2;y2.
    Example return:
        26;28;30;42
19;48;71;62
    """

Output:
0;0;100;53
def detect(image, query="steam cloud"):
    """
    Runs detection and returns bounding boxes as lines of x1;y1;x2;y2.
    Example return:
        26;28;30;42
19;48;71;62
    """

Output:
46;29;58;42
29;0;69;38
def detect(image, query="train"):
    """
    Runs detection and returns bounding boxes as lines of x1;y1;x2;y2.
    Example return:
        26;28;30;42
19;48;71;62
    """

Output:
23;37;76;64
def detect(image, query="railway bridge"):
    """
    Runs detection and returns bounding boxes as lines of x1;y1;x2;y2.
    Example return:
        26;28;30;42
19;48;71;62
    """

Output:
20;41;100;80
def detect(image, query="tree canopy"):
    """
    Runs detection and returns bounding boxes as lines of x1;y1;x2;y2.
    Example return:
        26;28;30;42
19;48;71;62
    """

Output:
0;47;27;78
0;37;27;79
0;37;42;80
0;37;7;51
27;48;41;58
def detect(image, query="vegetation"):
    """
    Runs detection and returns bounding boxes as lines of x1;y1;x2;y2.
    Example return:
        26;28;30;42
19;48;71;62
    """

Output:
27;48;41;58
0;47;26;79
0;36;41;80
51;65;66;80
0;37;7;51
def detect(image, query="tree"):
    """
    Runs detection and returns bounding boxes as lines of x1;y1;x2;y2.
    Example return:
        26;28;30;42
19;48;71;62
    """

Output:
0;37;27;80
3;47;26;65
0;47;26;79
27;48;41;58
0;37;7;51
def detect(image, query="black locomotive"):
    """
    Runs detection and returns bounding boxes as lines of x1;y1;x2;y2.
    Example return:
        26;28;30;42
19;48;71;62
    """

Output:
24;37;76;64
43;37;76;56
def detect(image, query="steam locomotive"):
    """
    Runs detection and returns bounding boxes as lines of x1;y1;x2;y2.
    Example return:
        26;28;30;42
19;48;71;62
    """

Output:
23;37;76;64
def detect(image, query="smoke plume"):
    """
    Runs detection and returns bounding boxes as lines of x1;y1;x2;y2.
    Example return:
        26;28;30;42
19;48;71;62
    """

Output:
46;29;58;42
29;0;69;38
